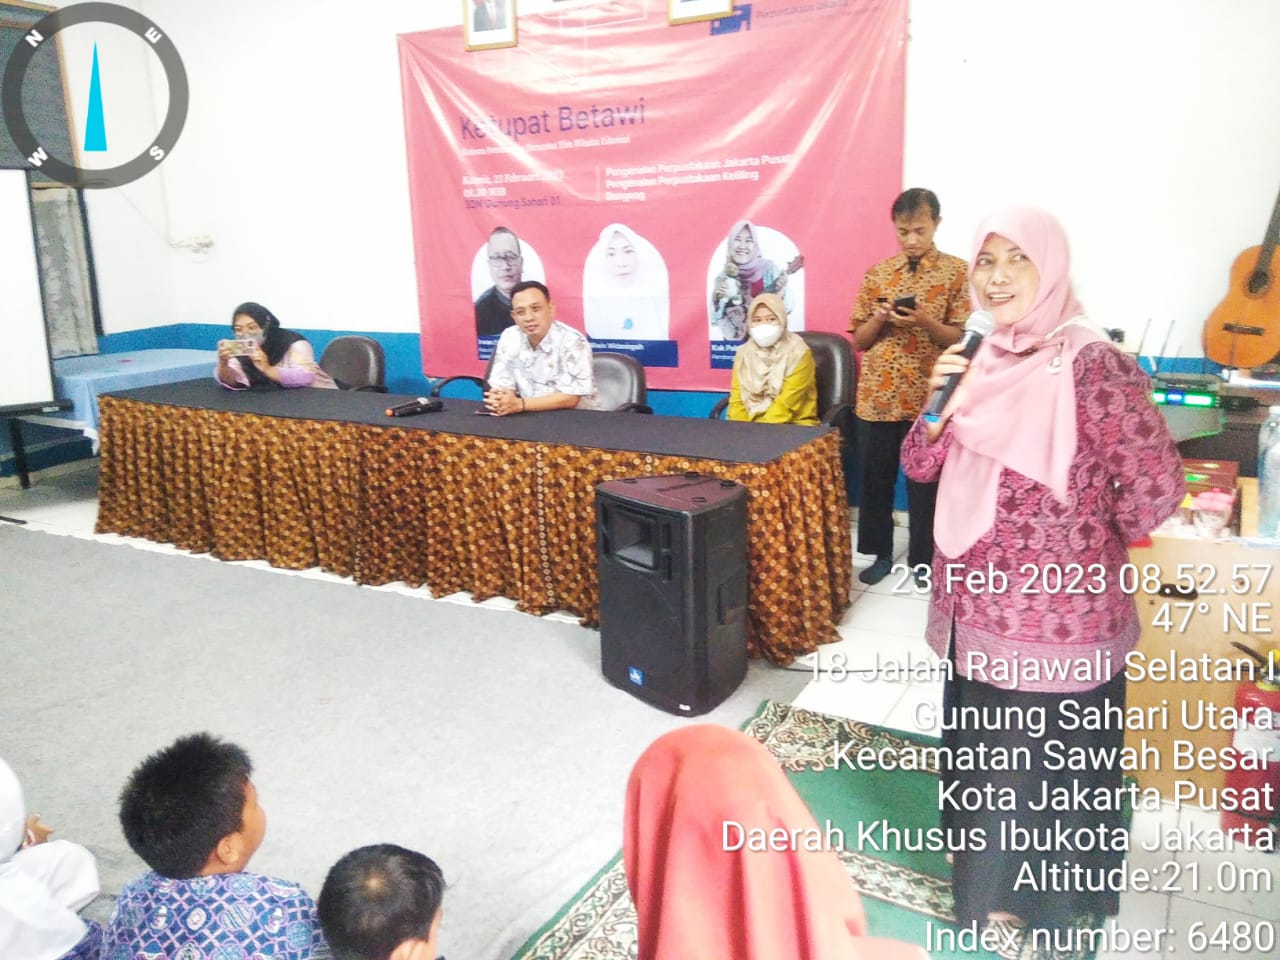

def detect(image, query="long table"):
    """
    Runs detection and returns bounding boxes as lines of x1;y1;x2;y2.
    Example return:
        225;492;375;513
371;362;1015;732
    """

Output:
94;381;852;663
27;349;218;450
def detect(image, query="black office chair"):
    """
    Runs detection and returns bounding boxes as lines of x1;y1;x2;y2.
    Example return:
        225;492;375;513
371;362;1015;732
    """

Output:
709;331;856;444
429;351;651;412
800;331;857;441
319;336;387;392
428;360;490;400
592;352;652;413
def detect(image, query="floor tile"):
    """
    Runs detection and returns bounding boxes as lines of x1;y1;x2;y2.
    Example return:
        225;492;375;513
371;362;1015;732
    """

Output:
37;500;104;535
1091;892;1170;960
818;626;936;672
1166;805;1278;918
791;673;909;725
1125;802;1182;877
842;590;930;639
881;683;943;737
0;495;81;526
1165;896;1277;960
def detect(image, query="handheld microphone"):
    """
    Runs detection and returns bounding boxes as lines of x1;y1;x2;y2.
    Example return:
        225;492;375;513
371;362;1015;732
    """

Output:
385;397;443;417
921;310;995;423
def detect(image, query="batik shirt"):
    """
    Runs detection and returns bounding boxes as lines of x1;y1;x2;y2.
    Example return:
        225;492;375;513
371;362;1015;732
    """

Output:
900;343;1184;692
60;921;101;960
489;319;599;408
101;871;330;959
848;246;969;421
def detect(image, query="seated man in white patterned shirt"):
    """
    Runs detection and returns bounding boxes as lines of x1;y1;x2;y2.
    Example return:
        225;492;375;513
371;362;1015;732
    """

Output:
483;280;599;415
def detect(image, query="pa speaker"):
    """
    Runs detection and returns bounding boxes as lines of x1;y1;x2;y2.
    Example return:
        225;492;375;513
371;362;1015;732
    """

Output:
596;473;748;715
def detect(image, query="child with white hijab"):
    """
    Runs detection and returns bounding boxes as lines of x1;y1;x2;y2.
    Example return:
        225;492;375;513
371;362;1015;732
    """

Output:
1;757;101;960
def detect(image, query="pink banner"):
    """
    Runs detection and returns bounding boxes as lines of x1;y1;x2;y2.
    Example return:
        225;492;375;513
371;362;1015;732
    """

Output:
399;0;907;390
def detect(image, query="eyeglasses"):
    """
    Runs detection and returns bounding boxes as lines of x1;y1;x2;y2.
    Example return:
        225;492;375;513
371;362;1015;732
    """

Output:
488;253;521;265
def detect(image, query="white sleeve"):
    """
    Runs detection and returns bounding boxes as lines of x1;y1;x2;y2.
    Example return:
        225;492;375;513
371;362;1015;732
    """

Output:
487;330;518;391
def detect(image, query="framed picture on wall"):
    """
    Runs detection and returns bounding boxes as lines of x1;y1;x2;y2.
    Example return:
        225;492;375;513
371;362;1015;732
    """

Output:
464;0;518;51
668;0;733;25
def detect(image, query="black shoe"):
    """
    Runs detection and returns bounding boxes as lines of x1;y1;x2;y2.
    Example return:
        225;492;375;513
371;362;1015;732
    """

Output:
913;570;929;591
858;556;893;585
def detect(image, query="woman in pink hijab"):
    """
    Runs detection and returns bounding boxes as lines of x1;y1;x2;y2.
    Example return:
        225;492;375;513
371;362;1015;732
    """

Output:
624;725;927;960
900;208;1183;937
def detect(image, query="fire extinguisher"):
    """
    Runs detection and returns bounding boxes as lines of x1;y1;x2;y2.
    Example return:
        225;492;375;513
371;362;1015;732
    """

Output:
1221;649;1280;846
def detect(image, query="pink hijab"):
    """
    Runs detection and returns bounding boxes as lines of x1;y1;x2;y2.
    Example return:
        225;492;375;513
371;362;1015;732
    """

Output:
624;726;926;960
933;207;1107;558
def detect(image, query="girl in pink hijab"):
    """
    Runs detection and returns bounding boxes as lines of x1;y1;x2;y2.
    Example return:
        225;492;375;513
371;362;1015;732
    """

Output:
624;726;927;960
900;207;1184;937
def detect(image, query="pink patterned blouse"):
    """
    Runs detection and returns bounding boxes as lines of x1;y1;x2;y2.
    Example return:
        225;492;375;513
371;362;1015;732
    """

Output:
900;342;1185;692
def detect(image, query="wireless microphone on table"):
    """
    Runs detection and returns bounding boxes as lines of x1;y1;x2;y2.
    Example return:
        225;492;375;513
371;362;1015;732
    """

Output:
385;397;443;417
921;310;996;423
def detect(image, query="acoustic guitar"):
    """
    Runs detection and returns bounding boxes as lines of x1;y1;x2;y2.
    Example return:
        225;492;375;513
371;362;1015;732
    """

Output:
1204;185;1280;367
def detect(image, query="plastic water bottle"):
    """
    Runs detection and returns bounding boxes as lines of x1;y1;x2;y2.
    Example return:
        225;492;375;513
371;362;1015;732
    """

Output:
1257;406;1280;538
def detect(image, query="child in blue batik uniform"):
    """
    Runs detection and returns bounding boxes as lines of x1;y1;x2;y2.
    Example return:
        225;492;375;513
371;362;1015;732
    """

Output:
101;733;329;959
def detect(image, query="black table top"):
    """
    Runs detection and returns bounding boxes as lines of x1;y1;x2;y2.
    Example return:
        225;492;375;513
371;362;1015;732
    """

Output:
104;380;830;465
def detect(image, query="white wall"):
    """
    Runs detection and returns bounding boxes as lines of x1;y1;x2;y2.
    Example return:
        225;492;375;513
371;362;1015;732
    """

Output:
906;0;1280;361
60;0;1280;362
62;0;456;335
48;0;178;334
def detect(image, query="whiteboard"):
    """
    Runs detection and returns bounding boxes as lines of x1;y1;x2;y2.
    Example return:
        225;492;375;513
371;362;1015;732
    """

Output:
0;170;57;413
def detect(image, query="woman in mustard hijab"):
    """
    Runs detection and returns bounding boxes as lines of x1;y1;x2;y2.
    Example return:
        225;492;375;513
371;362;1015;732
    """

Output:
727;293;818;424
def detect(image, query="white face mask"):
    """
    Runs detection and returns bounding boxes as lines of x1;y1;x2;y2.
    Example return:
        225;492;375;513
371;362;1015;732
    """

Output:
749;323;784;348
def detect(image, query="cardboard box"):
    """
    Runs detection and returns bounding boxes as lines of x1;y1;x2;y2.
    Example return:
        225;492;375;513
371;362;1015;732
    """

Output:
1124;479;1280;802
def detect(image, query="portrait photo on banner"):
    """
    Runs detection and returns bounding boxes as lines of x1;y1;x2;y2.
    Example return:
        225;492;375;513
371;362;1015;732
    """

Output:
470;227;547;341
582;223;670;342
707;220;804;343
668;0;734;26
464;0;517;50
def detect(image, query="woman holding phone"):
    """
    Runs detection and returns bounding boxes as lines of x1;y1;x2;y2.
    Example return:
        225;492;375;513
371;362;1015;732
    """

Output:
215;302;336;390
